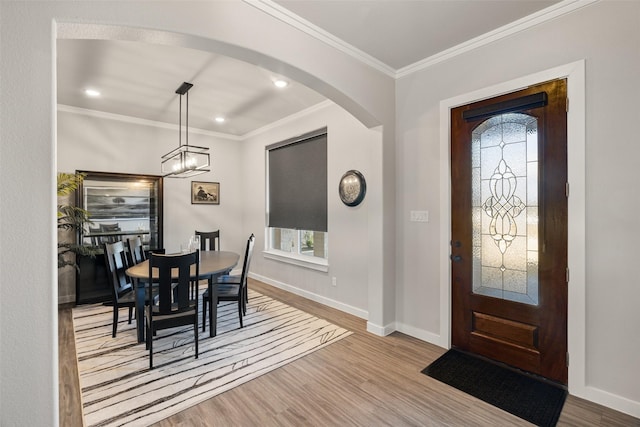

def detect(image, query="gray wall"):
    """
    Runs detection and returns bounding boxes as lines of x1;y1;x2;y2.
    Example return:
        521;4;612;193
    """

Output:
56;109;245;303
57;101;376;317
241;102;378;317
1;1;639;425
0;2;394;425
395;0;640;412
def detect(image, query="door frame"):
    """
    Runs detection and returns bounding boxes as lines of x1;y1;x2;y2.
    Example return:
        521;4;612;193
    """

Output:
438;60;585;392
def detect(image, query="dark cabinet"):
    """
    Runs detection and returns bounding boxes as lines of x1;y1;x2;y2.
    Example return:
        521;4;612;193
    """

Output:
75;171;163;304
76;253;110;304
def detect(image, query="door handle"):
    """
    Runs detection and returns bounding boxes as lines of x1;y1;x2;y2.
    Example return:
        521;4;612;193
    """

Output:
450;255;462;263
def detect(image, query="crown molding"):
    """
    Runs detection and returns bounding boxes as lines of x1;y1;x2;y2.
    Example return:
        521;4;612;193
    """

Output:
57;102;334;141
246;0;598;80
241;100;334;139
57;104;243;141
397;0;598;78
243;0;396;78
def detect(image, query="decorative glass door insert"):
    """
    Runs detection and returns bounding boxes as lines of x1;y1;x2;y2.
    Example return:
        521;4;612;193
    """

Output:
452;79;568;383
471;113;538;305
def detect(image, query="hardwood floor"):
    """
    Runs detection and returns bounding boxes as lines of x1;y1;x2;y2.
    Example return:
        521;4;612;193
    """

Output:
58;301;84;427
59;278;639;426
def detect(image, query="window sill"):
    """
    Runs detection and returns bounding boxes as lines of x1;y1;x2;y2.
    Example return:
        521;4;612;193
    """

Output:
263;249;329;272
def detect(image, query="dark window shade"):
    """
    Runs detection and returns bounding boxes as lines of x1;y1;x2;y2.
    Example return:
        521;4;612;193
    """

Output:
268;133;327;232
462;92;548;121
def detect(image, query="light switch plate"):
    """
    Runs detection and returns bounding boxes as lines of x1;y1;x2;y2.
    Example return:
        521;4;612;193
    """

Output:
410;210;429;222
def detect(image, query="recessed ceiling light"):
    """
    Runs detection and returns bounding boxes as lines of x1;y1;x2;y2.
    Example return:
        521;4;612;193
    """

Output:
215;116;225;123
273;79;289;88
84;89;101;97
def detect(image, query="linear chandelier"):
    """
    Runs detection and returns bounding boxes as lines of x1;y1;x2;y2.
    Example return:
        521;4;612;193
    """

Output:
161;82;210;178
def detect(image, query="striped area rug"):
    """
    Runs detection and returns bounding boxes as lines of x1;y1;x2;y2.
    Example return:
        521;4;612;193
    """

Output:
72;289;352;427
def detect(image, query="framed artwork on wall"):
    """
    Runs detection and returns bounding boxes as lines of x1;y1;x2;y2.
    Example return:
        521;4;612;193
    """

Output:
191;181;220;205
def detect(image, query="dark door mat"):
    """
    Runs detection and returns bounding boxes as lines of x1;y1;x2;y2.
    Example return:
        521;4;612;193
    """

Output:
422;349;567;427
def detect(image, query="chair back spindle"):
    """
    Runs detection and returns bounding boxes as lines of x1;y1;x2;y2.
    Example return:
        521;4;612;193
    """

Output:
195;230;220;251
240;234;256;289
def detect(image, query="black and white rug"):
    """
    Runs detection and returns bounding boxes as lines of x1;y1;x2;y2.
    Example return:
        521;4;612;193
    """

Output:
72;289;352;427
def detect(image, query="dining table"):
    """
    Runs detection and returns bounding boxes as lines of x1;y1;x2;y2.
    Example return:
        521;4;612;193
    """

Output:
125;250;240;343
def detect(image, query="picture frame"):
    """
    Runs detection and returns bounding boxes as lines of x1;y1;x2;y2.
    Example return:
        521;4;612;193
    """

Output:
338;170;366;207
191;181;220;205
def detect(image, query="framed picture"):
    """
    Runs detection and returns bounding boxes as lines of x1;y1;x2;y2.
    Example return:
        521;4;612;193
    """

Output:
191;181;220;205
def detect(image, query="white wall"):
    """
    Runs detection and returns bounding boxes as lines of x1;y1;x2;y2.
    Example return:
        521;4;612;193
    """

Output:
3;0;638;425
56;109;245;302
242;102;377;317
57;109;245;254
395;0;640;416
0;2;394;425
56;101;376;317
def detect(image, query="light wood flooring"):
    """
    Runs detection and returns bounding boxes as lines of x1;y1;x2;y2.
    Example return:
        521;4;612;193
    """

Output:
59;278;639;426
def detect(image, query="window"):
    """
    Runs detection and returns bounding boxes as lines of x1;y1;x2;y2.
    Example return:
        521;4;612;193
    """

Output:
266;128;328;268
269;228;327;259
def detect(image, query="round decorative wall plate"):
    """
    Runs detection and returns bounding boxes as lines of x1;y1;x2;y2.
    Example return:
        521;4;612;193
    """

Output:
338;170;366;207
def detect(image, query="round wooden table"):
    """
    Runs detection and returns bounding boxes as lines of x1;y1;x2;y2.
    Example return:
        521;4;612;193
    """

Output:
126;250;239;342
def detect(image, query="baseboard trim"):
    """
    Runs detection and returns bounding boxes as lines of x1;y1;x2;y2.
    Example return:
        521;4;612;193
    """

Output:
572;384;640;419
366;321;395;336
395;321;447;349
249;272;368;320
250;272;639;417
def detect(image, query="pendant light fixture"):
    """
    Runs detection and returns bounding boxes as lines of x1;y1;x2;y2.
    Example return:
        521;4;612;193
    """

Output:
161;82;210;178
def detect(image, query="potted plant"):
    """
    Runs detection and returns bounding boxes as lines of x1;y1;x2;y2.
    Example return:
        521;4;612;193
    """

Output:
57;172;96;270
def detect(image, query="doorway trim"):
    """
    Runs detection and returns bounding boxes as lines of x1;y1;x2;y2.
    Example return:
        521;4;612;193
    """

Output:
438;60;585;392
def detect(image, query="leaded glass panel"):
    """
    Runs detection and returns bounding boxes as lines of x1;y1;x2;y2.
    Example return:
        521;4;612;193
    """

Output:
471;113;539;305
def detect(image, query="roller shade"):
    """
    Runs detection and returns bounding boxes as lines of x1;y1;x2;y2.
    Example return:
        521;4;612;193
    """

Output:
267;129;327;232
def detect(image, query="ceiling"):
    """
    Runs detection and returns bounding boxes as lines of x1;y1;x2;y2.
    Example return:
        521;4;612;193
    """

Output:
56;0;560;137
274;0;559;70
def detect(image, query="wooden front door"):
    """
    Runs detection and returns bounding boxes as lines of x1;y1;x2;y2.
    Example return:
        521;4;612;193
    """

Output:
450;79;568;384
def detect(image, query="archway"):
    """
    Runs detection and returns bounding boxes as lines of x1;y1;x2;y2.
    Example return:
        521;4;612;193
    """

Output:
55;22;390;331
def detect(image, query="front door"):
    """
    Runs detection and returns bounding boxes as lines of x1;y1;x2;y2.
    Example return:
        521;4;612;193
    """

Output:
450;79;568;384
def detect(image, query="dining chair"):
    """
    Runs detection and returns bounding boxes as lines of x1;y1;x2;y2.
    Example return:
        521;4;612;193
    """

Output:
202;233;255;331
224;233;255;316
100;223;121;242
127;235;146;266
127;236;166;266
146;250;199;369
226;233;255;308
88;226;101;246
103;241;138;338
195;230;220;251
193;230;222;298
